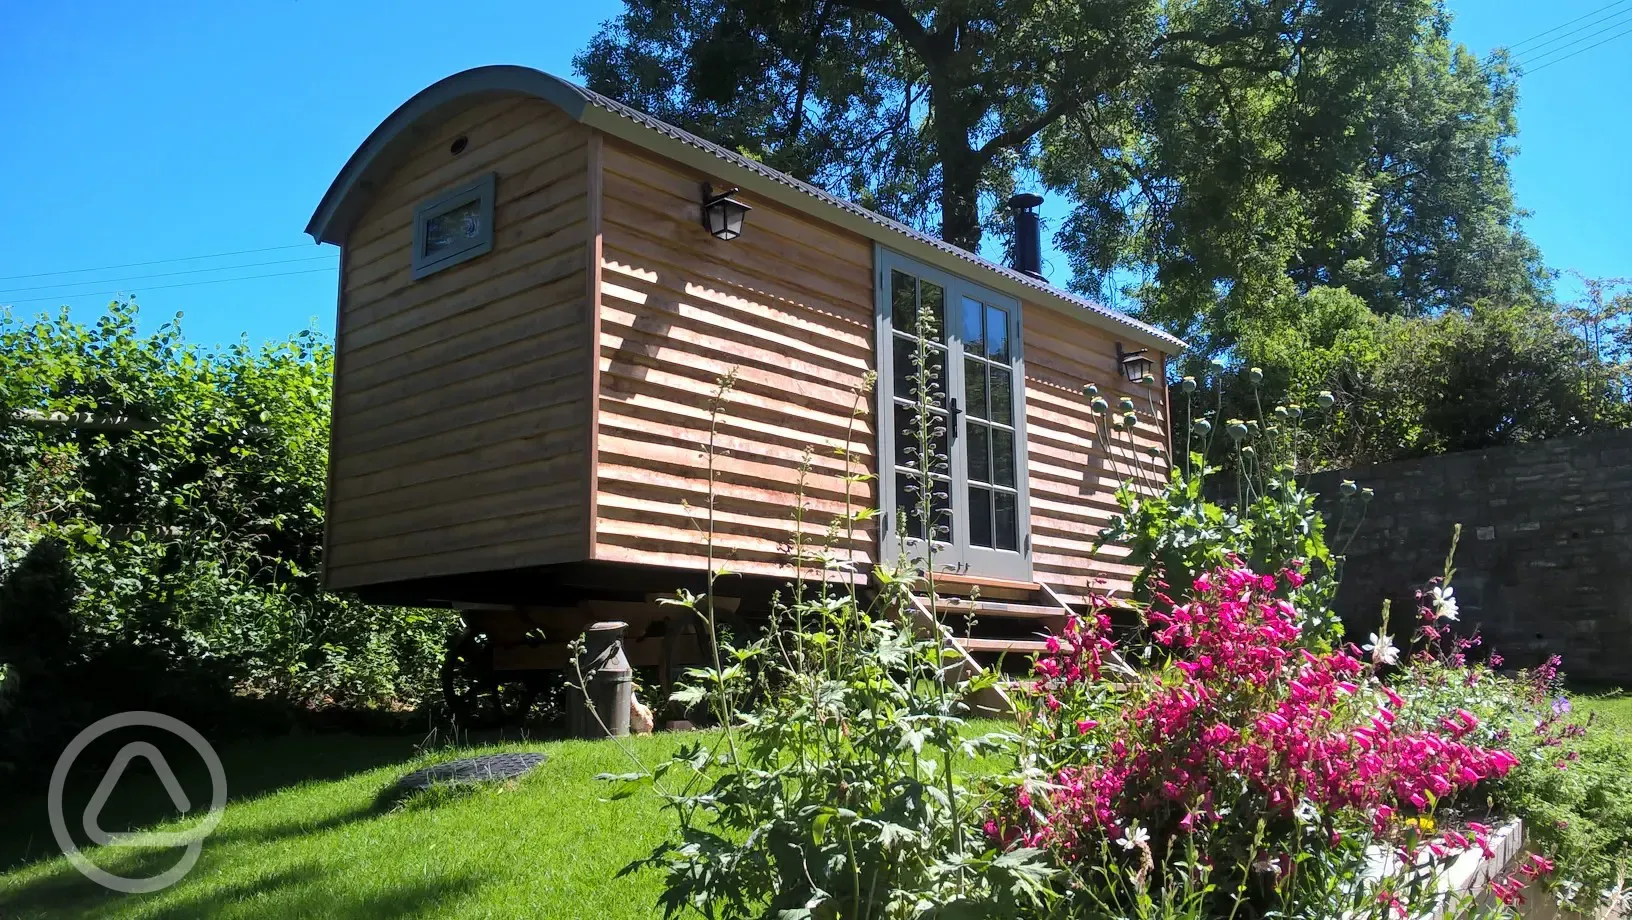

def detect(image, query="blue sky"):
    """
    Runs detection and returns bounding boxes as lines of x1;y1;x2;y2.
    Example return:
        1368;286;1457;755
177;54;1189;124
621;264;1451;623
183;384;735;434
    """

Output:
1;1;1627;348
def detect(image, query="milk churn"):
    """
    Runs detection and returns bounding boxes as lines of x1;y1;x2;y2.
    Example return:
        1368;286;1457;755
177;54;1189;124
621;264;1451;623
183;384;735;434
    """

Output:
571;621;633;738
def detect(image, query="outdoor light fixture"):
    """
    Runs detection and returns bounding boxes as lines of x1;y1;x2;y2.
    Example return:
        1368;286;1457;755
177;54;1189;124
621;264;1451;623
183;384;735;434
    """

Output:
1116;343;1154;382
700;183;751;240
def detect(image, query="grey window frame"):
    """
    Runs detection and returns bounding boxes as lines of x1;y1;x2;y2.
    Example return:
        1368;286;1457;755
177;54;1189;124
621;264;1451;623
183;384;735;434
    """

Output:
411;172;497;280
875;244;1033;581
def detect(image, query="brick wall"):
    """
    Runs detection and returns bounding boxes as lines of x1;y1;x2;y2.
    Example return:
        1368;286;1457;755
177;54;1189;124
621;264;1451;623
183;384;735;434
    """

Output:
1306;429;1632;686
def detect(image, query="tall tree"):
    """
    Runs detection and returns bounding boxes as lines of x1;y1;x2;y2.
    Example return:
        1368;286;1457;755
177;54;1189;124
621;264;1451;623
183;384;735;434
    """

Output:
1288;37;1546;316
577;0;1358;251
576;0;1544;353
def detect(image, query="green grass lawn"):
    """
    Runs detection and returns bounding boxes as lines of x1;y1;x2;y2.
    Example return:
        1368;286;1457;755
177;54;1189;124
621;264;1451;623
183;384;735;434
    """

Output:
1574;690;1632;741
0;730;719;920
0;694;1620;920
0;722;1009;919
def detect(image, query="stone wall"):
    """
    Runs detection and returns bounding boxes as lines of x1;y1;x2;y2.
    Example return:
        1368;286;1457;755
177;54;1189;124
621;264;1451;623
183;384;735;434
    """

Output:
1306;429;1632;686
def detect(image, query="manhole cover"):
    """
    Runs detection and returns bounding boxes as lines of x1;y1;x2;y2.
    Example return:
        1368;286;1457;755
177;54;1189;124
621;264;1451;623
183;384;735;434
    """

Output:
395;752;547;792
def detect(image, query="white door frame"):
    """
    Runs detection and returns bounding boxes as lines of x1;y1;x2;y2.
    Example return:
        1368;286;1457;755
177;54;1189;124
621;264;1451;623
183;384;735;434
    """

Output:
874;244;1033;581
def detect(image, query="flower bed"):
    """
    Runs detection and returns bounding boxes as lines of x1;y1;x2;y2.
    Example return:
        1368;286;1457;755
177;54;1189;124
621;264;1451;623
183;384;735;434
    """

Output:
619;359;1629;920
983;561;1541;917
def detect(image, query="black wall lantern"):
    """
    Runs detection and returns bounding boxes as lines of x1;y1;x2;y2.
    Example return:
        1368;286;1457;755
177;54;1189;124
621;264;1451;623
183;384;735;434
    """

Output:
1116;343;1155;382
700;183;752;241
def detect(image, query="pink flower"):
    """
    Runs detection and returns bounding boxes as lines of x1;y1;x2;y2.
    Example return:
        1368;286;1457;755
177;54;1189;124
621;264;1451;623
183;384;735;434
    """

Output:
993;562;1524;872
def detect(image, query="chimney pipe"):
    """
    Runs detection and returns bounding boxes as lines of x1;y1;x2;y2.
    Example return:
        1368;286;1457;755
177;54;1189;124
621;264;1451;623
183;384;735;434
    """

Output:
1008;193;1045;280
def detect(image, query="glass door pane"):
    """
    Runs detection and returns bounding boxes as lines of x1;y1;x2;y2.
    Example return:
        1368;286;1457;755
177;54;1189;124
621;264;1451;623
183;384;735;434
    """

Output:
889;270;954;546
879;248;1030;581
959;296;1020;553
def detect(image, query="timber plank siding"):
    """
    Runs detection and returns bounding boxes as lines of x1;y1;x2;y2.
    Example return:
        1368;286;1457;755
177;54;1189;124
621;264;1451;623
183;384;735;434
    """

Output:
324;98;594;590
1021;304;1168;604
592;139;878;578
309;68;1181;605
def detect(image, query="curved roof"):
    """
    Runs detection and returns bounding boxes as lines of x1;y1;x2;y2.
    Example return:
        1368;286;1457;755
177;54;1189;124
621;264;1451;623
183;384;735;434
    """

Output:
307;65;1184;352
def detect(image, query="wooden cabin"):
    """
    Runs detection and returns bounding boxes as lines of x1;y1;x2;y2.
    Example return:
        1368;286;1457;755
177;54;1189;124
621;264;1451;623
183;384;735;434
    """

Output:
306;66;1182;715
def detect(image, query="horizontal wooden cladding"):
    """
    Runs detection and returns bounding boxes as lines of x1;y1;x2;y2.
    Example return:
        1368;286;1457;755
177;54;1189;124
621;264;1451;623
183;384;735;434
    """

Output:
598;326;872;444
339;346;585;456
601;141;873;322
343;275;584;392
345;246;588;355
597;432;873;510
349;148;588;289
325;94;593;590
592;539;868;584
330;478;583;553
346;99;581;254
600;273;868;385
332;374;584;486
346;188;588;325
593;140;877;577
330;451;584;529
327;530;585;591
330;429;583;505
1022;303;1168;604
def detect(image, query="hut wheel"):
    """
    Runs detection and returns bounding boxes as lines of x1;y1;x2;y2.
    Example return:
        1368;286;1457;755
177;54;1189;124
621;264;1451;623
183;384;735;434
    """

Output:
441;627;536;729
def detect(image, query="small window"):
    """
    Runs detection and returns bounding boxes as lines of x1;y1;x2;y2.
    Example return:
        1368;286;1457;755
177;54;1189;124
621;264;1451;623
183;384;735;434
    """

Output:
411;172;496;279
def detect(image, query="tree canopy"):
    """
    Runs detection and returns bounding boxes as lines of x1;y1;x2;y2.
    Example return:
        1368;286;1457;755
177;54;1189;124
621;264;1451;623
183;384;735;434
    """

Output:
1206;287;1632;469
576;0;1546;354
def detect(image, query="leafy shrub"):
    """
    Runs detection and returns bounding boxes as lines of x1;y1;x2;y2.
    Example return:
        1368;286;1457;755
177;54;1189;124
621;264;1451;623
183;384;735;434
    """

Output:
1212;287;1632;470
0;302;459;780
1098;366;1352;646
630;573;1040;919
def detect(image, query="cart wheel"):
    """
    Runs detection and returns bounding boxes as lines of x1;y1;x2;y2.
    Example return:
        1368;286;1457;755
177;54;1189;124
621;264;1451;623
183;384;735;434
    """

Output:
441;627;536;729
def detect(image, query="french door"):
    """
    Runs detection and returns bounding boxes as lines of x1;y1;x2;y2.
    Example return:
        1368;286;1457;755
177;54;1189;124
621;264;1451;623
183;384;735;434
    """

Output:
875;248;1032;581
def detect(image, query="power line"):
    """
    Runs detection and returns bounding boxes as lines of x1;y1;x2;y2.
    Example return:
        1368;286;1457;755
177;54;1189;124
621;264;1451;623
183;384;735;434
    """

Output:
1514;6;1632;65
0;254;337;296
1;266;338;307
0;243;319;283
1525;21;1632;70
1509;0;1632;51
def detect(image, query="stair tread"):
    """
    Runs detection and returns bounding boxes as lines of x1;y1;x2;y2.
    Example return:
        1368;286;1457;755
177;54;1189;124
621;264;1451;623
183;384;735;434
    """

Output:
928;598;1068;620
909;572;1041;600
921;572;1042;592
960;637;1051;653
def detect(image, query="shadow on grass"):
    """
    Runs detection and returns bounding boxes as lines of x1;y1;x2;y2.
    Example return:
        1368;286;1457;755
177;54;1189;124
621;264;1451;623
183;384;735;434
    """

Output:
0;853;486;920
0;770;503;918
0;733;422;871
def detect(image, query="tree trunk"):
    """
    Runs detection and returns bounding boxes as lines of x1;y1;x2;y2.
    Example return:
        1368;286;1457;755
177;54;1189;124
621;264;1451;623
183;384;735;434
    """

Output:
937;138;983;251
939;172;982;251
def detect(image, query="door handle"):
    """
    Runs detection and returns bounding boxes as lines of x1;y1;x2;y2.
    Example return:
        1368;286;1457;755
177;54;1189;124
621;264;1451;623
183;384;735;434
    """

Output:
948;397;961;437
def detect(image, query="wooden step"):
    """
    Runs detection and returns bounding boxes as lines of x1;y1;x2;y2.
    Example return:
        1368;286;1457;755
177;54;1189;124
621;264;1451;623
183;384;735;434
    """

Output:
912;572;1041;601
960;637;1051;655
929;598;1068;621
